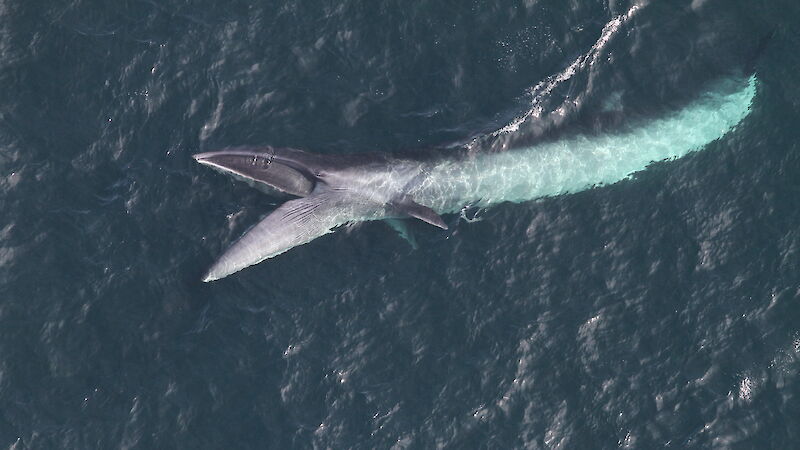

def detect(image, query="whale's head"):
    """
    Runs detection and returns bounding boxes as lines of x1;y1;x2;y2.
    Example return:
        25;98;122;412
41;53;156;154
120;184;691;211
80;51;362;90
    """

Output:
193;149;315;198
193;146;449;281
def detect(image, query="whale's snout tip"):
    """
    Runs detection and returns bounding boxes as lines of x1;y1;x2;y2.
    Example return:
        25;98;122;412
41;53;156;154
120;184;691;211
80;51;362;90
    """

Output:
201;266;221;283
193;152;213;163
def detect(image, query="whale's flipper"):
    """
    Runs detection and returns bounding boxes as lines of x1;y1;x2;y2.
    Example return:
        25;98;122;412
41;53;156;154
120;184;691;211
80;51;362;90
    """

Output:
385;219;418;249
202;191;356;282
395;199;448;230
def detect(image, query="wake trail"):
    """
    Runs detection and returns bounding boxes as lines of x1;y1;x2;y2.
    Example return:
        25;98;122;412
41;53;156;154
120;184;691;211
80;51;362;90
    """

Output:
490;4;643;138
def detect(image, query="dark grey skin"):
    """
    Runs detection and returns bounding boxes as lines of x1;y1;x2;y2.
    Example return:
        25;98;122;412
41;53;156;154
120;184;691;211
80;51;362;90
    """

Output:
194;147;447;281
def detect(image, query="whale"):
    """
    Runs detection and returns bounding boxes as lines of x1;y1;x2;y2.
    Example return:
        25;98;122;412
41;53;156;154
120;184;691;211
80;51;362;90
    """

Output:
194;74;756;282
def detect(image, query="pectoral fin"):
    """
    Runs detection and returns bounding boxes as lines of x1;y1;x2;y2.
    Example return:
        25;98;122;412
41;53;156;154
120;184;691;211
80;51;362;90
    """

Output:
385;219;418;249
395;199;448;230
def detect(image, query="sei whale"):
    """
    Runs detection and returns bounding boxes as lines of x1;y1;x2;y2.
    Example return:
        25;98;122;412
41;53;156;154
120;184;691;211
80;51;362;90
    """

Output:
194;75;756;282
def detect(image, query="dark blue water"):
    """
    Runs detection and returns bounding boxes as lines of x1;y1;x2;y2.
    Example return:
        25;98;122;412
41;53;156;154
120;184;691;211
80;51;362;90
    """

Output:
1;0;799;448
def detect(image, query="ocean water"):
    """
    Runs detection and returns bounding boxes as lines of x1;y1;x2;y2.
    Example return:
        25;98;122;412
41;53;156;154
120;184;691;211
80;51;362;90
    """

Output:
1;0;799;448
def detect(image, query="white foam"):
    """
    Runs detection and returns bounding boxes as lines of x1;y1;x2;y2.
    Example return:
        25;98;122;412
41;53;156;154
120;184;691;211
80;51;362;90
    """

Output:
493;5;642;136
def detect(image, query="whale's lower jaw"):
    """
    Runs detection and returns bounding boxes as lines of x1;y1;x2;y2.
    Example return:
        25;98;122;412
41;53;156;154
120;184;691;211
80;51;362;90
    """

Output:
195;75;756;281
